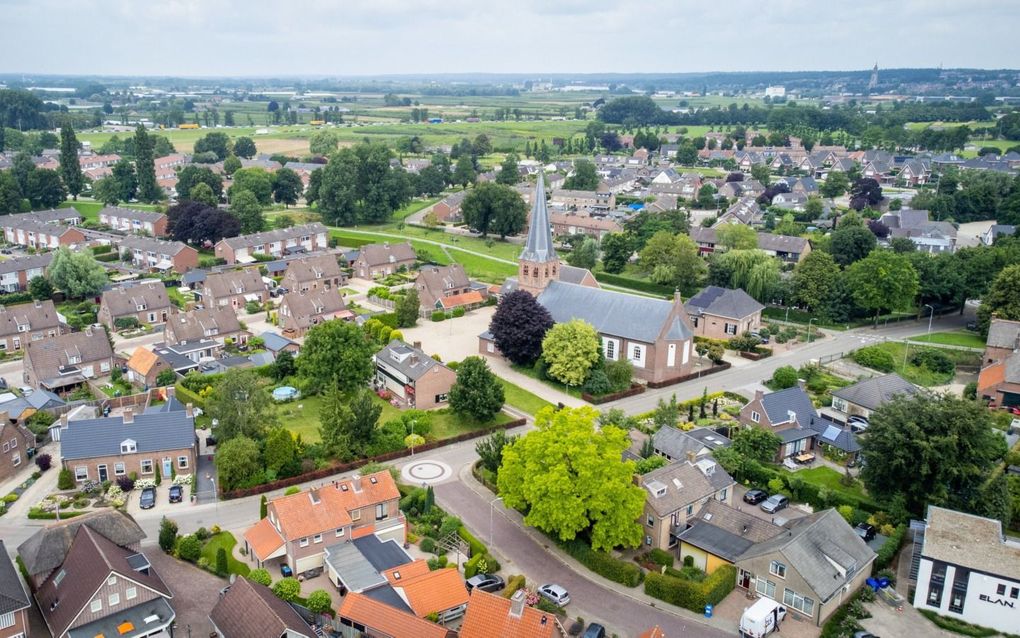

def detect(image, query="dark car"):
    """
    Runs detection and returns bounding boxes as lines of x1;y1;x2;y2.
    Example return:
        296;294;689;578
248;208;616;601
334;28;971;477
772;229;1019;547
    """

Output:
168;484;184;503
749;332;770;344
582;624;607;638
465;574;505;593
855;523;877;542
743;489;768;505
966;321;978;332
280;563;293;577
139;487;156;510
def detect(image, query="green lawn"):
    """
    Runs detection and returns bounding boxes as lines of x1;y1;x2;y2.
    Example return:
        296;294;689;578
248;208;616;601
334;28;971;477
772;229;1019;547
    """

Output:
499;379;554;415
854;341;982;387
782;466;877;508
201;532;250;578
762;306;916;331
59;199;162;223
908;330;985;349
392;197;440;222
510;363;582;398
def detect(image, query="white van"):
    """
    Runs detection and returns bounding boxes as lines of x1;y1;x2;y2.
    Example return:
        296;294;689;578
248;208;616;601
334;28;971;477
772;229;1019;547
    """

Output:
739;597;787;637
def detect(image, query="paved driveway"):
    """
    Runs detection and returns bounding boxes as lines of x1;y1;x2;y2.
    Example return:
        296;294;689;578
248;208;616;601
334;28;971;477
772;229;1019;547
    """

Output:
147;547;224;636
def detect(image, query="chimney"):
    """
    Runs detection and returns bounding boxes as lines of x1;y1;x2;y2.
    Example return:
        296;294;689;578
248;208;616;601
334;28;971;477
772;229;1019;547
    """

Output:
410;353;419;366
797;379;806;390
413;341;421;350
754;389;764;402
185;403;194;418
84;326;93;337
166;386;175;399
674;288;682;303
60;413;69;429
351;475;362;493
122;408;134;424
509;589;526;618
686;450;697;464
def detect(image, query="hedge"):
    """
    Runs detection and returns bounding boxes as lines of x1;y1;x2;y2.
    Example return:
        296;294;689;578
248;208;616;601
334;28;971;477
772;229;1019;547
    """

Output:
648;548;675;568
377;312;399;328
94;252;119;262
874;523;907;570
458;526;487;558
0;292;33;305
502;574;526;598
559;538;643;588
28;508;86;520
644;564;736;612
173;383;206;411
463;552;501;578
594;272;672;296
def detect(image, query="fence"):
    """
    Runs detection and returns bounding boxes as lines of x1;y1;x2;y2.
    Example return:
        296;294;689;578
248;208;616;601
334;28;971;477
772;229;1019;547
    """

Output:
646;361;732;389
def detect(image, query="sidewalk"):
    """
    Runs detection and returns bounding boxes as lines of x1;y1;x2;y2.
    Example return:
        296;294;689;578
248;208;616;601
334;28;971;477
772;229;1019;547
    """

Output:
486;358;587;409
0;443;60;518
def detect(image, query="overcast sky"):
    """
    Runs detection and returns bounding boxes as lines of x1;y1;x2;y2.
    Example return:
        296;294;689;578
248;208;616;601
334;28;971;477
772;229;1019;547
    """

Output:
3;0;1017;77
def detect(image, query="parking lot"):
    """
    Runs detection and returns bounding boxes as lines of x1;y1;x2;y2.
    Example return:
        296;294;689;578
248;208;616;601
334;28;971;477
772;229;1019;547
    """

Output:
733;484;809;524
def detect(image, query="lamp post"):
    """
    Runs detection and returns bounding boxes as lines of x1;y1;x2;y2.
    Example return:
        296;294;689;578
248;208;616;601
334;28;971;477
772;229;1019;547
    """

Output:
489;496;503;546
924;304;935;337
785;306;791;323
808;318;817;343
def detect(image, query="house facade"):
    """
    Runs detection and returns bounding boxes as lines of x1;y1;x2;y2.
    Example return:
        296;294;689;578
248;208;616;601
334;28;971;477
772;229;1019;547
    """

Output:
684;286;764;340
352;242;417;279
829;373;919;420
164;306;247;346
549;212;622;239
739;387;821;461
23;328;115;392
415;264;485;312
978;319;1020;408
0;300;65;354
97;283;174;329
374;341;457;410
214;223;330;264
200;269;268;310
1;217;85;250
97;206;168;237
636;458;735;552
117;236;198;273
0;420;34;485
280;253;346;293
277;289;351;337
0;253;52;293
678;500;784;574
0;539;31;638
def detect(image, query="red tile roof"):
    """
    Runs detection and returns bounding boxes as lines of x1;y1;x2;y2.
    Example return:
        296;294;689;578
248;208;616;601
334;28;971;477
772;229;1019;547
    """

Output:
459;589;556;638
383;562;468;617
264;471;398;542
337;592;451;638
243;517;284;561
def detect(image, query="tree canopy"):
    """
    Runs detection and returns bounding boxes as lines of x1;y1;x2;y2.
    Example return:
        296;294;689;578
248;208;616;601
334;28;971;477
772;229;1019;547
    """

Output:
490;290;554;366
297;321;375;394
206;370;278;441
638;231;706;294
167;200;241;244
542;320;601;386
48;247;107;299
562;159;600;191
977;263;1020;334
461;182;527;238
845;249;919;319
449;356;505;421
317;142;412;225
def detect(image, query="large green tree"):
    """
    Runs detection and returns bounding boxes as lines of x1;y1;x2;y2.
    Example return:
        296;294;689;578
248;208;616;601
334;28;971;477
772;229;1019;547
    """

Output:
317;143;412;225
498;406;645;551
453;154;477;187
228;189;265;234
26;169;66;208
394;288;420;328
0;171;21;214
709;249;780;302
566;236;598;270
194;132;232;161
111;159;137;202
263;427;299;479
133;125;162;203
319;386;354;460
489;290;554;366
297;321;374;394
638;231;706;294
206;370;277;441
845;250;919;321
59;125;83;200
449;356;505;421
48;247;107;299
715;223;758;250
272;168;303;207
91;176;120;205
563;159;599;191
542;320;601;386
461;181;527;238
599;233;631;273
228;168;274;205
731;427;783;464
309;130;339;156
496;154;520;185
215;436;263;491
977;264;1020;334
829;224;877;267
791;251;841;311
232;136;257;159
176;165;223;202
861;393;1008;519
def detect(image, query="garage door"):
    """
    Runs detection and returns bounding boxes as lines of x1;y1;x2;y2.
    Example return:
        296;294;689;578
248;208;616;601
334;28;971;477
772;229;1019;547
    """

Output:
295;553;323;574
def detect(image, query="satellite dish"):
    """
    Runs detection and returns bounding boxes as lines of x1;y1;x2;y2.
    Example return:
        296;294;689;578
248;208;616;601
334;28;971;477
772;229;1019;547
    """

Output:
212;418;219;427
229;574;236;584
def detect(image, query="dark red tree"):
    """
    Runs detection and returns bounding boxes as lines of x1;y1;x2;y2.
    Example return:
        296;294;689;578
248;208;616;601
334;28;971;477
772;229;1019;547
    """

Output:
489;290;554;366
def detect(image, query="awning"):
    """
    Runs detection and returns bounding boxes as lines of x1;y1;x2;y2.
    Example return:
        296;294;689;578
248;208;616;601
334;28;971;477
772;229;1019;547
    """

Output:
236;254;256;264
154;259;173;270
243;293;260;302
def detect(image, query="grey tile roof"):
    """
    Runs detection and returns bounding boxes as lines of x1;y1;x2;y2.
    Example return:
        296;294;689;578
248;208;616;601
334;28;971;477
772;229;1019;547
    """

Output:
831;373;919;411
323;536;410;594
678;501;784;561
986;319;1020;350
375;340;450;382
0;540;30;615
642;459;735;517
60;410;195;461
738;509;876;603
98;205;165;224
165;306;243;343
260;331;296;353
118;234;192;257
807;415;861;453
279;289;348;329
24;328;114;388
182;269;208;285
203;269;266;301
756;232;810;255
652;426;731;460
755;386;817;426
219;223;328;250
17;510;145;579
0;252;52;276
538;280;693;343
521;177;557;263
685;286;764;321
282;253;344;287
356;242;417;267
0;299;62;339
557;264;593;285
100;283;171;319
777;426;817;444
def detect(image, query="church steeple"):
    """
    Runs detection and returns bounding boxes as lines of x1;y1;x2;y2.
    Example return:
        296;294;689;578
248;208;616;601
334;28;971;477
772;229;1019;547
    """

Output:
517;175;558;294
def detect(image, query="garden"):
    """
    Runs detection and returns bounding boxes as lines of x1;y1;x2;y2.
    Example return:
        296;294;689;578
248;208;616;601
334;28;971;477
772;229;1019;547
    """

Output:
850;341;980;386
31;467;195;520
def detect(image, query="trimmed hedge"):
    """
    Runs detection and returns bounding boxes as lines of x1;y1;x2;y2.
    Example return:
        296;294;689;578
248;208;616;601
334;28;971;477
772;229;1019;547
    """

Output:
463;553;501;578
874;523;907;570
559;538;643;588
644;564;736;612
458;526;487;558
173;382;206;411
0;292;33;305
502;574;526;598
648;548;675;568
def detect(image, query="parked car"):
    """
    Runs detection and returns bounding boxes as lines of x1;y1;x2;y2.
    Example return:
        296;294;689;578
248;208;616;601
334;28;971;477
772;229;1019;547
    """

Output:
139;487;156;510
465;574;505;593
853;632;880;638
168;485;184;503
848;415;870;433
966;321;978;332
0;377;6;390
280;563;293;577
749;331;770;344
582;624;607;638
538;583;570;606
855;523;877;542
743;489;768;505
760;494;789;514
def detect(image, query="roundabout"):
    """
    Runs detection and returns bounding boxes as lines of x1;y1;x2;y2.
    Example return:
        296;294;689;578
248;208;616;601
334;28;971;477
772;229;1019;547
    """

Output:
400;459;453;485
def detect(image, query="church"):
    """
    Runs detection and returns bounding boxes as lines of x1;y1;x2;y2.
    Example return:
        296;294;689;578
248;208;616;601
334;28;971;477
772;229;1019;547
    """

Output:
480;176;697;385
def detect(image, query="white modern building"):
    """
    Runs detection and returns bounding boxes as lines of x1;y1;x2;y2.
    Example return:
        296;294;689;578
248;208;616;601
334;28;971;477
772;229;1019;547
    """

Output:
912;506;1020;635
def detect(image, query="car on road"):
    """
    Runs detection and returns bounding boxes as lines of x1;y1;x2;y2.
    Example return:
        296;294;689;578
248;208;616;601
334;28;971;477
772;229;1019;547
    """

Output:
168;485;184;503
465;574;505;593
760;494;789;514
855;523;877;542
280;563;293;577
743;489;768;505
139;487;156;510
848;415;870;433
582;623;607;638
966;321;978;332
538;583;570;606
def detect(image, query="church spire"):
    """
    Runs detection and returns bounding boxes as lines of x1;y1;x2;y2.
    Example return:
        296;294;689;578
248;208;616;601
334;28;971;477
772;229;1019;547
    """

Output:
520;174;556;263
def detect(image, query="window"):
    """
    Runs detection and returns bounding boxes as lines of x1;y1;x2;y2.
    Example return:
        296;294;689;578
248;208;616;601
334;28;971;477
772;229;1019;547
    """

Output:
0;611;12;629
108;575;117;586
997;584;1006;596
692;316;699;328
114;463;126;476
336;528;345;538
927;563;946;607
8;439;15;449
126;587;137;601
376;503;387;520
1011;587;1019;600
718;488;728;501
756;578;776;598
1;443;6;453
783;588;814;616
686;504;694;517
177;456;188;469
75;466;88;481
604;338;616;361
646;515;654;527
628;343;646;368
121;440;137;454
101;361;111;373
770;561;787;578
751;411;761;423
90;599;102;613
141;459;153;474
109;592;120;606
351;509;361;521
11;453;20;466
434;393;448;403
725;323;737;335
299;538;309;548
313;534;322;544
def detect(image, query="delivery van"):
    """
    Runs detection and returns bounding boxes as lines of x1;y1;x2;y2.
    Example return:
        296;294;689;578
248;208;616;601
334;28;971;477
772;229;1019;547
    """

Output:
739;597;787;637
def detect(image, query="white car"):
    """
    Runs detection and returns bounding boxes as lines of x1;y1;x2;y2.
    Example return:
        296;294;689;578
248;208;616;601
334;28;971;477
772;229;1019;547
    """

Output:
538;583;570;606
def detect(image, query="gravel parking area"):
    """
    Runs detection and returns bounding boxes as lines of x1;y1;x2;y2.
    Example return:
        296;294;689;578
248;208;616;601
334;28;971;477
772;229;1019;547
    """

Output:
147;548;225;636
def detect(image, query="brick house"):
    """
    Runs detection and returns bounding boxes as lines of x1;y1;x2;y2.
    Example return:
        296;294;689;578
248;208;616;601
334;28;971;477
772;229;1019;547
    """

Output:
549;212;622;239
978;319;1020;407
23;328;115;392
636;458;735;552
337;592;453;638
97;283;174;329
0;419;34;485
97;206;169;237
735;509;875;626
829;373;919;421
739;387;821;461
459;589;555;638
677;500;783;574
0;300;65;354
200;269;268;310
125;347;172;388
277;289;352;337
117;235;199;273
57;404;197;485
242;472;405;576
164;306;248;346
214;223;330;265
549;188;615;212
352;242;417;279
34;525;175;638
0;253;52;293
280;253;346;293
415;264;486;312
1;215;86;249
432;190;468;223
374;340;457;410
684;286;764;340
0;539;31;638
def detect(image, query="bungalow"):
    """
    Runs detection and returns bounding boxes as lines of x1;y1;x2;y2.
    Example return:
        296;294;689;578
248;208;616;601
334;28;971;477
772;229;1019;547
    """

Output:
260;331;299;357
97;206;169;237
651;426;731;463
57;404;197;484
0;540;31;638
353;242;417;279
214;223;330;264
735;509;876;626
164;306;248;346
982;224;1017;246
117;235;199;273
713;198;763;227
677;500;784;573
23;328;115;392
771;191;808;212
277;289;351;337
757;232;812;263
374;340;457;410
382;560;469;622
97;283;174;329
0;299;65;354
280;253;346;292
415;264;486;313
880;209;957;254
200;269;268;310
636;458;735;552
0;253;52;293
210;576;316;638
829;373;919;421
684;286;764;340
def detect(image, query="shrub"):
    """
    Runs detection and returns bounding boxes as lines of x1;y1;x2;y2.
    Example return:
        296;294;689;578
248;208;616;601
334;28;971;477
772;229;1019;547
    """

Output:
452;307;466;318
874;523;907;570
420;537;437;554
581;369;612;395
648;548;675;568
909;349;954;375
770;365;799;389
158;517;178;553
503;574;527;598
458;526;487;558
57;468;74;490
249;568;272;586
272;577;301;602
463;553;485;578
35;454;52;471
728;332;762;353
116;476;136;492
113;317;140;330
559;538;643;587
306;589;333;615
431;310;446;322
284;486;301;496
643;565;736;612
215;547;229;576
604;359;633;392
175;534;202;563
195;527;212;541
852;345;896;373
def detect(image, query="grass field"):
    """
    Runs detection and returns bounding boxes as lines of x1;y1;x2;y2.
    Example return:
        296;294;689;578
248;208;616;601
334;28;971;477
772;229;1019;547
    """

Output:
200;532;250;577
59;199;162;223
782;466;877;508
511;362;582;398
908;330;985;349
854;341;981;386
499;379;554;416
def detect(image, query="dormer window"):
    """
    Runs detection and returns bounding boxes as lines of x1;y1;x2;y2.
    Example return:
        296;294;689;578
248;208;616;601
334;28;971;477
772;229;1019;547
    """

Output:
17;323;28;333
120;439;137;454
136;304;146;311
67;355;81;365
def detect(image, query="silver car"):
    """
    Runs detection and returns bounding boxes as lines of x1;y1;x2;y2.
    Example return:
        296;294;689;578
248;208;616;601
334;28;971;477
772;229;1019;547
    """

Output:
538;583;570;606
760;494;789;513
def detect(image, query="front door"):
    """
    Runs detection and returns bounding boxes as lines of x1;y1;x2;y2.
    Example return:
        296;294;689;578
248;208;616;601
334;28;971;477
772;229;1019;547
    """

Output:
162;457;172;478
739;569;753;589
98;465;108;482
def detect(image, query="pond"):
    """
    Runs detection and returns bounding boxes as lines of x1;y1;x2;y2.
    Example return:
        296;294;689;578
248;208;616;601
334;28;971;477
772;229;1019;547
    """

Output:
272;386;300;401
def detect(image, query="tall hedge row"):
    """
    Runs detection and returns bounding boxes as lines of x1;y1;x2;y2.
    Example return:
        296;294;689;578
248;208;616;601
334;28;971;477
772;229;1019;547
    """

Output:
644;564;736;612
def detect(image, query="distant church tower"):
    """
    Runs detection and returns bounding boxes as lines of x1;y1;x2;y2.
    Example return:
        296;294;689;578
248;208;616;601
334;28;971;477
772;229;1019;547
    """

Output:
517;176;559;295
868;63;879;91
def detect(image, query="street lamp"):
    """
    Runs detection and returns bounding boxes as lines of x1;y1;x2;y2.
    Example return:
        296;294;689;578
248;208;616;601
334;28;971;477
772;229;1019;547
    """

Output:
807;318;817;343
924;304;935;338
489;496;503;546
